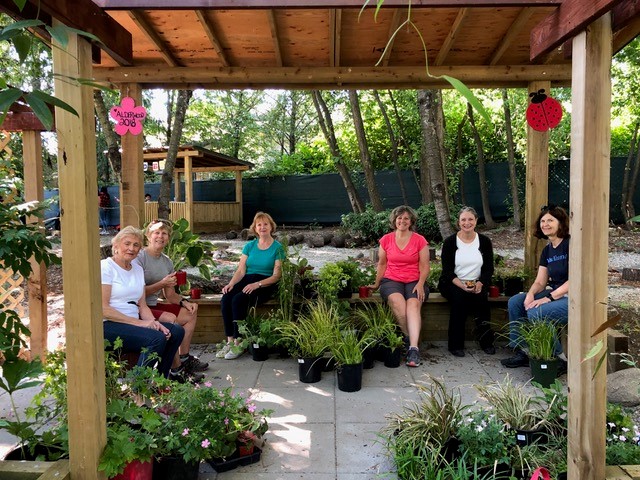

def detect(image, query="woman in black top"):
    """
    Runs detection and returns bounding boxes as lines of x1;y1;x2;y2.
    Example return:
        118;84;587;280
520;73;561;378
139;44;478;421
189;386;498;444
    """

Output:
438;207;495;357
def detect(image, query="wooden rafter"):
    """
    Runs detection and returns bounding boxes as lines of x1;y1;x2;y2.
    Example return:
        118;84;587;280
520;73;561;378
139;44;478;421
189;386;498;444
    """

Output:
267;10;283;67
489;7;534;65
96;0;562;8
92;64;572;89
612;0;640;51
128;10;180;67
380;8;406;67
434;8;468;66
2;0;132;66
530;0;626;61
330;9;342;67
195;10;230;67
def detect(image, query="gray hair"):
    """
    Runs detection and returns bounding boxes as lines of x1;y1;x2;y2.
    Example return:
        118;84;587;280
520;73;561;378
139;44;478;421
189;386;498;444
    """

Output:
112;225;144;248
458;206;479;220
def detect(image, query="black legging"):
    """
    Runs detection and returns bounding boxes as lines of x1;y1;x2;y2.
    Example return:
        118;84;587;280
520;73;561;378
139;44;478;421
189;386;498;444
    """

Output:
221;274;277;338
439;283;494;351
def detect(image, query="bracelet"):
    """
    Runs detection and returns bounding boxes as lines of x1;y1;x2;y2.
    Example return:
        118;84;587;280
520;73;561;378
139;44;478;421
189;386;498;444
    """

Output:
546;292;555;301
258;282;262;288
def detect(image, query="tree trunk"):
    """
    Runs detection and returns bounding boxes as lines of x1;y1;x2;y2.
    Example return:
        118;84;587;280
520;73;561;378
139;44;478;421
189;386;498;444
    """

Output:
311;90;364;213
622;122;639;226
93;90;121;183
417;90;454;239
348;90;383;211
165;90;177;145
373;90;408;205
158;90;193;220
388;90;424;199
289;91;298;155
467;102;496;228
455;117;467;205
502;89;521;229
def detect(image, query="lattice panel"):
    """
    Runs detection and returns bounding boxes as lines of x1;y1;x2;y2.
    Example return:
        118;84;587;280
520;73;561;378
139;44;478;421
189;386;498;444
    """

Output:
0;269;26;318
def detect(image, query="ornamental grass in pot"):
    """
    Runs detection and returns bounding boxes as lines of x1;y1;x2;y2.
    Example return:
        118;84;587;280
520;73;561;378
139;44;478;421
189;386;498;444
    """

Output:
518;319;560;387
329;328;373;392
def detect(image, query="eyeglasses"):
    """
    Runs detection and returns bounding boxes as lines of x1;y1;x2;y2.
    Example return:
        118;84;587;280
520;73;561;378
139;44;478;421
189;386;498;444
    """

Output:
540;204;557;212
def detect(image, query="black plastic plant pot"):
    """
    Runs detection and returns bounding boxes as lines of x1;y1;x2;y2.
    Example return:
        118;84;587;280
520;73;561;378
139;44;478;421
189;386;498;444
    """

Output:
363;347;376;369
337;363;363;392
249;344;269;362
529;358;558;388
298;356;323;383
384;347;402;368
152;456;199;480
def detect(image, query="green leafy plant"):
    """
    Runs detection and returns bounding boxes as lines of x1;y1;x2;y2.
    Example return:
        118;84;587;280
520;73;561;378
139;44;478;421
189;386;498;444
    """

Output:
276;300;338;358
340;205;390;243
456;409;515;468
518;319;558;361
329;328;372;366
316;262;350;299
476;376;548;431
238;308;283;350
164;217;216;280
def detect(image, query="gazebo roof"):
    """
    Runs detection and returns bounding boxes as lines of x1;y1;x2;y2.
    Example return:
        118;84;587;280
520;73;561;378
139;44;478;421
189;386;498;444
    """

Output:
143;145;254;171
5;1;638;91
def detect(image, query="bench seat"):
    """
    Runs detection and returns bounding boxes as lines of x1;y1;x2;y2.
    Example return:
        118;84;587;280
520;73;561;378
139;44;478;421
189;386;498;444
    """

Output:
183;293;511;344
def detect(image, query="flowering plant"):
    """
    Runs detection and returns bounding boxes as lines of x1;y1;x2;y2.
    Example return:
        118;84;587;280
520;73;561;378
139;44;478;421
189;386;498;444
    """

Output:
155;381;272;463
456;408;515;468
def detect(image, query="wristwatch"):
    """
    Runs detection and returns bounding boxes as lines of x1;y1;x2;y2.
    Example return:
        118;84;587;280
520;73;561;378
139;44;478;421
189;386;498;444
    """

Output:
546;292;555;301
258;282;262;288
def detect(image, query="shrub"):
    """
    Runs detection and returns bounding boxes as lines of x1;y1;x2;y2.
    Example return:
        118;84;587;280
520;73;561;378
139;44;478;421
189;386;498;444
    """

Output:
340;206;390;243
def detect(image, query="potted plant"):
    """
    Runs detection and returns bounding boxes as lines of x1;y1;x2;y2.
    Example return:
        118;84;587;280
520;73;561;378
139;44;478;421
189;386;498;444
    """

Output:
476;375;549;445
316;262;351;300
276;300;337;383
353;303;396;369
380;322;405;368
237;308;281;361
518;319;560;387
329;328;372;392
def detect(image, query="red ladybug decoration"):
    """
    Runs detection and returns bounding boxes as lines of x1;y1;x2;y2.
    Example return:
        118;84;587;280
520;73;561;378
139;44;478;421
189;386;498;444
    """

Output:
526;89;563;132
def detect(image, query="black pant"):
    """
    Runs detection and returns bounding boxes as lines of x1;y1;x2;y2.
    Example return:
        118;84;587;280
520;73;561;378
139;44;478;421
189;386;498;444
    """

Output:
439;283;494;351
220;274;277;338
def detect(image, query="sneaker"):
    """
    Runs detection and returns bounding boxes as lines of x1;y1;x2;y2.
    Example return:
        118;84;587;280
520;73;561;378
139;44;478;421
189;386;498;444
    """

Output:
500;349;529;368
406;347;421;367
216;343;232;359
181;354;209;373
169;368;205;384
557;358;568;377
224;345;245;360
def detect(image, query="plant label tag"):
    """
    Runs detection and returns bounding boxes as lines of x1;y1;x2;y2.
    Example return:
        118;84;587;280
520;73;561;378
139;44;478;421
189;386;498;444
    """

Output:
517;434;526;441
298;359;304;364
541;364;548;369
253;343;259;348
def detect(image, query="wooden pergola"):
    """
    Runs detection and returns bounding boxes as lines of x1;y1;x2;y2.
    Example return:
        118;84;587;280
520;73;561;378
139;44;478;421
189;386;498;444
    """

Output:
142;146;253;232
1;0;639;479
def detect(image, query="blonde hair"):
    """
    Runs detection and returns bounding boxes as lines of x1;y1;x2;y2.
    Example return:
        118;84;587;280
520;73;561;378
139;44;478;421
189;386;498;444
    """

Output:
111;226;144;255
145;219;172;238
249;211;277;236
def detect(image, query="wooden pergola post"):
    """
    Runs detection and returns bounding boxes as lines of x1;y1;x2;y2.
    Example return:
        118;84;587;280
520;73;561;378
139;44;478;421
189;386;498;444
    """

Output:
174;171;181;202
524;80;550;281
52;24;107;480
22;130;48;359
119;83;144;228
567;13;612;480
184;154;193;227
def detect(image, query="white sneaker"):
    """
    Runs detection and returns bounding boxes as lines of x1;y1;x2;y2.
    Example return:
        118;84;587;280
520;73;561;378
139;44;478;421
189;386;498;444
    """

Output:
216;343;232;358
224;346;244;360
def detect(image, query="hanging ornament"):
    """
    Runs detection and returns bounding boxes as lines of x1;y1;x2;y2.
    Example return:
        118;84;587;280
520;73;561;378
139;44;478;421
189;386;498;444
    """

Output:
109;97;147;136
526;89;563;132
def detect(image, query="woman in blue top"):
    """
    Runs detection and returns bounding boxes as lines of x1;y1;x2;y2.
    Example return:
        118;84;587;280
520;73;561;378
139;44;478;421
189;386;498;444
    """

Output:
218;212;285;359
501;205;570;371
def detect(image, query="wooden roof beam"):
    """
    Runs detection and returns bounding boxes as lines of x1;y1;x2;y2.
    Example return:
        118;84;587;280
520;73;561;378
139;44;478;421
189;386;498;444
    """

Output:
2;0;132;66
612;0;640;52
195;10;230;67
489;7;534;65
129;10;181;67
92;64;572;89
267;10;283;67
435;8;468;66
380;8;406;67
330;9;342;67
530;0;626;61
96;0;562;9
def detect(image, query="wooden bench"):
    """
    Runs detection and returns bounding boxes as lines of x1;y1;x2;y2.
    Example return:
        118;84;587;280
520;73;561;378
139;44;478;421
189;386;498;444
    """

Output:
186;293;511;344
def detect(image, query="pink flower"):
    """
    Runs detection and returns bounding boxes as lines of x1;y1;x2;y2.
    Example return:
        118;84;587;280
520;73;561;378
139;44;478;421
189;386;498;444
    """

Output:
248;404;257;413
204;381;213;387
182;428;189;436
224;418;229;425
201;439;210;448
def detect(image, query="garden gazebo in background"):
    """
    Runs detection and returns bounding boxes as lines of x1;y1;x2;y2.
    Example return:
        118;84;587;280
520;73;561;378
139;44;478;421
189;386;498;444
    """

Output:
1;0;638;479
142;145;253;232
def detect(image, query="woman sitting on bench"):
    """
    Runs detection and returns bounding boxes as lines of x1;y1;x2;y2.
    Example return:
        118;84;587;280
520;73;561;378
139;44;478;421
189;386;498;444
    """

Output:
101;226;186;380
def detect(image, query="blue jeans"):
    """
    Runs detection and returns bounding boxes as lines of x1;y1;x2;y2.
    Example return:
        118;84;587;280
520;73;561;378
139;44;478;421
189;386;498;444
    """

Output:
507;291;568;354
99;207;109;230
103;321;185;377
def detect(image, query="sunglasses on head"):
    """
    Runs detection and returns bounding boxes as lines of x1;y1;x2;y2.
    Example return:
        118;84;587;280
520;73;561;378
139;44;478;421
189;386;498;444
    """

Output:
540;204;557;212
